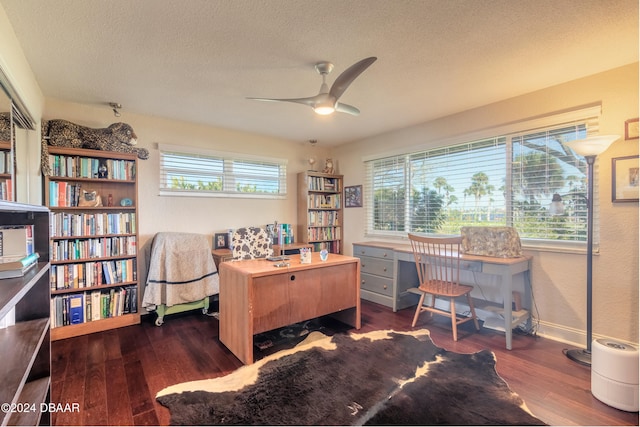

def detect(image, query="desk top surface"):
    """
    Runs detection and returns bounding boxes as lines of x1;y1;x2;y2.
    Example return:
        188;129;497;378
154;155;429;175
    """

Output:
353;240;531;265
219;252;359;277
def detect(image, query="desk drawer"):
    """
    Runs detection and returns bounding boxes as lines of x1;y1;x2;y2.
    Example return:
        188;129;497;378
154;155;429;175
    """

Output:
413;256;483;273
460;260;482;272
353;245;393;260
360;273;393;296
359;256;393;278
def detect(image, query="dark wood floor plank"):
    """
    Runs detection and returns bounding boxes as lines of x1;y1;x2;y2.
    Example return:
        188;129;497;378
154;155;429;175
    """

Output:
132;408;161;426
123;359;155;416
51;372;85;426
104;358;134;426
50;301;638;426
50;338;71;380
83;361;106;410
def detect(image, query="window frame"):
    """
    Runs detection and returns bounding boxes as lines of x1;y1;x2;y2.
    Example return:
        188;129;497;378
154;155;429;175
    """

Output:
159;143;288;199
363;106;602;253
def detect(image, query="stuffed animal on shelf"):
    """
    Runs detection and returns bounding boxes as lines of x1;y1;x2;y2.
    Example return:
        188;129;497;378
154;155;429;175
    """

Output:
78;189;103;207
322;158;335;174
0;112;11;141
40;119;149;176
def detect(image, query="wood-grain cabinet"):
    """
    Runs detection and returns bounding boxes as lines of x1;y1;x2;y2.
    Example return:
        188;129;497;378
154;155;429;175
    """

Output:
0;201;51;426
43;146;140;341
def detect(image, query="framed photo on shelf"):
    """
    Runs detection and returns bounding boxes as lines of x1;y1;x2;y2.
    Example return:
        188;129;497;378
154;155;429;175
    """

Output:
214;232;229;249
345;185;363;208
612;155;639;203
625;118;639;140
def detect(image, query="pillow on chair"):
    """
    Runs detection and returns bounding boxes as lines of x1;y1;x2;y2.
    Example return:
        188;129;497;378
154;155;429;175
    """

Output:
232;227;274;260
460;226;522;258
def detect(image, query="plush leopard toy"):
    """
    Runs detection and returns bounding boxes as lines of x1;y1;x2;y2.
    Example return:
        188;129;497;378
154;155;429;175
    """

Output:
41;119;149;176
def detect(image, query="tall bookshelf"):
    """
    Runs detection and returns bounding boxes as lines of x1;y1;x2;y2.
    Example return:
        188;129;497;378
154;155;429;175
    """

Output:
297;171;343;254
44;146;140;341
0;201;51;426
0;140;13;201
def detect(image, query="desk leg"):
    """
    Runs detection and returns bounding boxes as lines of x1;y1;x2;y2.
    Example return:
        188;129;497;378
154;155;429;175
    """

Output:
503;271;513;350
523;264;533;333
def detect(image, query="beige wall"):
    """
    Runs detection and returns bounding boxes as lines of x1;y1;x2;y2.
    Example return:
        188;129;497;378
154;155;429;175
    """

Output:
42;98;330;283
334;63;639;346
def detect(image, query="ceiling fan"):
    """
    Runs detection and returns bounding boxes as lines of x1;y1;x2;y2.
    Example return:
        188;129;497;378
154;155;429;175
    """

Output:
247;56;377;116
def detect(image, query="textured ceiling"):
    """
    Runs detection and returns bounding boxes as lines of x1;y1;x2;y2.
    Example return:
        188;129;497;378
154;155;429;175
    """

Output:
1;0;638;146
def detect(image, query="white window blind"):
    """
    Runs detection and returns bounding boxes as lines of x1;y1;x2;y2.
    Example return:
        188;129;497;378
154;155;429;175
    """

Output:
364;108;601;247
510;122;597;243
159;144;287;198
366;138;507;235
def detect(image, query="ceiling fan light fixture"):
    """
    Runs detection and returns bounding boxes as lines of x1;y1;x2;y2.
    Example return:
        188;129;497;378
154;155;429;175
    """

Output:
248;57;376;117
314;105;335;115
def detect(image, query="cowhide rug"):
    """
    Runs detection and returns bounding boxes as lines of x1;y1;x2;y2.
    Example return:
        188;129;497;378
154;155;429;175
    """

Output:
156;329;546;426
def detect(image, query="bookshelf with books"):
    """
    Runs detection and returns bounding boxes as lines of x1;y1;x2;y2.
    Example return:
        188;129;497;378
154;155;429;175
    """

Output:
0;201;51;426
44;146;140;341
0;140;13;201
297;171;343;254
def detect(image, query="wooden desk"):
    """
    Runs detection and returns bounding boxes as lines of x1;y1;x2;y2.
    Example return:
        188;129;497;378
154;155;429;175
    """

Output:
219;252;361;364
211;248;232;271
353;241;531;350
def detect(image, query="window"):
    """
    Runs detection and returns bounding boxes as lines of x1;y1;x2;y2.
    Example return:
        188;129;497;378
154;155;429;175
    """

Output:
159;144;287;198
365;108;600;248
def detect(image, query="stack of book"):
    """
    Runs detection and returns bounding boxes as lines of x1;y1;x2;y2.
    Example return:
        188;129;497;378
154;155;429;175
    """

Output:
0;224;37;279
0;252;39;279
277;223;294;245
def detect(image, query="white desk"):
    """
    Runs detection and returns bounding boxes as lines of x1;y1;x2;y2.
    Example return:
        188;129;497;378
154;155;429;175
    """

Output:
353;241;532;350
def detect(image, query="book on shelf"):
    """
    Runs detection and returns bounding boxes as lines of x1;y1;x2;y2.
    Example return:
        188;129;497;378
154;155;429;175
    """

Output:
50;285;138;328
0;224;34;256
277;223;294;245
0;252;39;271
0;178;12;201
69;294;84;324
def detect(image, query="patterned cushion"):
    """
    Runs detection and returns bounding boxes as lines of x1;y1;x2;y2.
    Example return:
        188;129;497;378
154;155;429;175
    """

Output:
460;226;523;258
232;227;274;260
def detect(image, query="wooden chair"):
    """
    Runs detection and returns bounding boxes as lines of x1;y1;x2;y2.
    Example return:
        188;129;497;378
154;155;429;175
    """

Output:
408;233;480;341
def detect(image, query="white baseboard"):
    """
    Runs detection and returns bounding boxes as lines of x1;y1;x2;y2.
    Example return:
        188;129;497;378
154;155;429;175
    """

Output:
535;319;639;349
422;296;639;348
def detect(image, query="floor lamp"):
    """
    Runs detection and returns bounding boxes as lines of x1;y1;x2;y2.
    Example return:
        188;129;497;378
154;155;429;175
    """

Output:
556;135;619;366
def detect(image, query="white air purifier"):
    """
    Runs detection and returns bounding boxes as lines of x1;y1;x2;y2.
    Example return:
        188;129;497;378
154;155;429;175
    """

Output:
591;339;639;412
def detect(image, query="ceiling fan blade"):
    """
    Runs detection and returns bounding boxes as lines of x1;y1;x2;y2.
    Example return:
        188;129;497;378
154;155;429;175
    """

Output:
329;57;377;101
246;96;316;107
335;102;360;116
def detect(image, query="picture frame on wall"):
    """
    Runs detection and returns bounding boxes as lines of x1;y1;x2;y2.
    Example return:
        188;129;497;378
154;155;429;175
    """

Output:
345;185;363;208
214;232;229;249
625;118;639;140
612;155;639;203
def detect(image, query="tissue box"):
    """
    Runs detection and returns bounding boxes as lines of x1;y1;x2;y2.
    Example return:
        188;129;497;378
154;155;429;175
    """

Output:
460;226;522;258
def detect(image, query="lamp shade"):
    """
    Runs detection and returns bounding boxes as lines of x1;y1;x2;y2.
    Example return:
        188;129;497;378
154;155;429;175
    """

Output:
565;135;619;157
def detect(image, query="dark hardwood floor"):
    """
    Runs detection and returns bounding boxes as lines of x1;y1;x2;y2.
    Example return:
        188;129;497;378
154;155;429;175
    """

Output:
50;300;639;426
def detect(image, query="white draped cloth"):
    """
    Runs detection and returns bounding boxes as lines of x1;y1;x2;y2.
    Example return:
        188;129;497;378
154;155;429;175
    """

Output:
142;232;219;310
